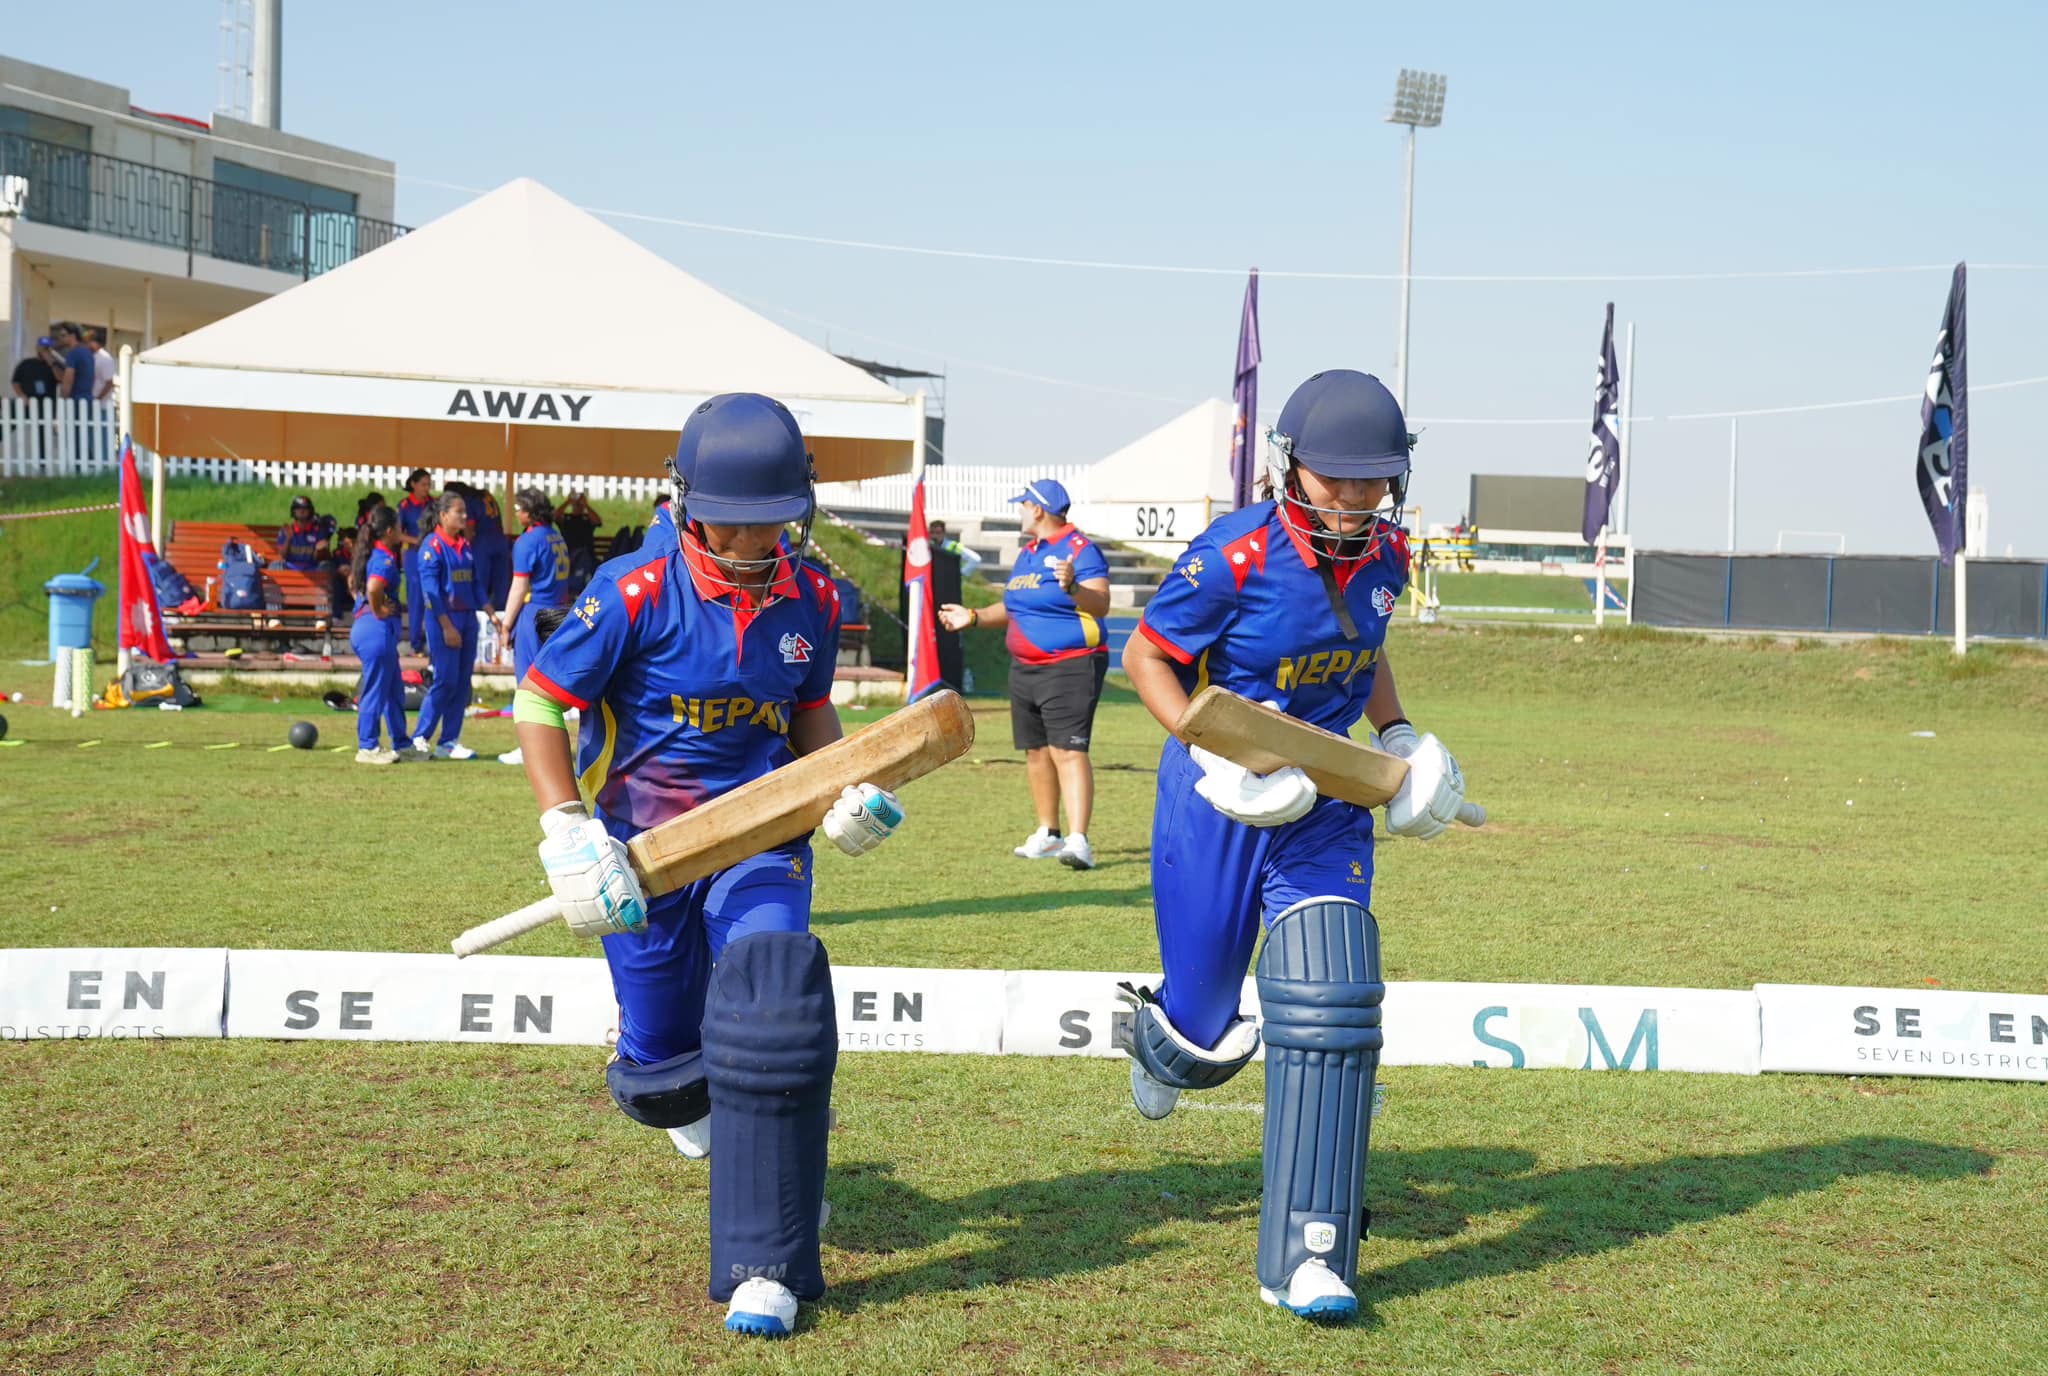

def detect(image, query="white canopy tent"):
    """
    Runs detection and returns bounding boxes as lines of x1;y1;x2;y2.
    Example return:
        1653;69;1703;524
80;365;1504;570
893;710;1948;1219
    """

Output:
1070;398;1235;555
127;178;924;540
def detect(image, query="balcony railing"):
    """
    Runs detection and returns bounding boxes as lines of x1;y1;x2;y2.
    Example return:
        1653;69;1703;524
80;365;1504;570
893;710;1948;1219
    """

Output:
0;132;407;279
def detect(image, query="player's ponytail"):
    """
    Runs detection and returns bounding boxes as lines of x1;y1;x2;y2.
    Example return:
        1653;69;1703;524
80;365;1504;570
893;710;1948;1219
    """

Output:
350;504;399;598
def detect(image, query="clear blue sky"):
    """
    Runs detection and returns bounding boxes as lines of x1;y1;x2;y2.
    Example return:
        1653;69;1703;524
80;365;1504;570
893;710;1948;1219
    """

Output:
12;1;2046;554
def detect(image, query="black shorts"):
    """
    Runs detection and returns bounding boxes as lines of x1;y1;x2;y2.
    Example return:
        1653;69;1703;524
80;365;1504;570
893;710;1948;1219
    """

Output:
1010;653;1108;752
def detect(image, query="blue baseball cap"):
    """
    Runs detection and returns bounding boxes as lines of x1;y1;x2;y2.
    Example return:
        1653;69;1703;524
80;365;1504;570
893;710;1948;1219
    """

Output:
1009;478;1072;515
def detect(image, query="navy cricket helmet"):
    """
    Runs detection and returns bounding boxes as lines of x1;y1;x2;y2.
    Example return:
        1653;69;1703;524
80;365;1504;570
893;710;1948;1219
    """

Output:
670;393;815;526
1269;370;1413;482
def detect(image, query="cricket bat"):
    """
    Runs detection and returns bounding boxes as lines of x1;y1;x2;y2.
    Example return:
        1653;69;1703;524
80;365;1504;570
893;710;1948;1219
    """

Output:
1173;686;1485;824
452;689;977;957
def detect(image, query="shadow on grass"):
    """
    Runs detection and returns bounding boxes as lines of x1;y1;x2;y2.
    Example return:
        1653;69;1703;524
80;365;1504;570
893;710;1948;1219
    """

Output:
814;884;1155;926
820;1136;1993;1317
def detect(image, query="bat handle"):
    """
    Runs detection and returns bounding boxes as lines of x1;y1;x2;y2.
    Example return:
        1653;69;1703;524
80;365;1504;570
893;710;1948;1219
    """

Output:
451;895;563;958
1456;801;1488;828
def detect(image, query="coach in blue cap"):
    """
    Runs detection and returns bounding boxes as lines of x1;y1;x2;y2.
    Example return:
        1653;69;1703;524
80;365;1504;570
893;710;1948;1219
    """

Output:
940;477;1111;870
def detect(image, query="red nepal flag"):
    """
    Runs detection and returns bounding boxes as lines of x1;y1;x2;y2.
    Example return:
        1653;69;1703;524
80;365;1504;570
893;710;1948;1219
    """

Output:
902;477;944;702
117;438;176;664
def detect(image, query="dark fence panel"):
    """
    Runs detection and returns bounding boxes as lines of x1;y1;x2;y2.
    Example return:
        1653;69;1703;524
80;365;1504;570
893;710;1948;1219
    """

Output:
1828;558;1934;634
1634;553;2048;640
1631;553;1731;628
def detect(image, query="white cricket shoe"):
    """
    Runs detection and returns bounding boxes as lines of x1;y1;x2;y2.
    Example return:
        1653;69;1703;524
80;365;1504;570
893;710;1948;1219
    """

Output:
1129;1060;1181;1120
667;1118;711;1160
435;742;477;761
1058;832;1095;870
395;745;430;762
410;736;433;756
671;1108;837;1160
1012;827;1064;860
497;746;525;766
725;1277;798;1338
354;747;398;765
1259;1258;1357;1322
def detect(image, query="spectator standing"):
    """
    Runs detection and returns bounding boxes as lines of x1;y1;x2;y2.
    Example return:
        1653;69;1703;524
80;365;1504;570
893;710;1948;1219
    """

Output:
938;478;1112;870
10;339;58;400
556;489;603;596
411;491;482;760
927;520;983;579
53;324;94;401
396;469;435;652
88;328;115;408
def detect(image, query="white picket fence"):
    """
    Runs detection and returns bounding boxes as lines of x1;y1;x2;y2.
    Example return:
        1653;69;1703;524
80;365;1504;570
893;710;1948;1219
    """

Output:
3;397;1067;515
817;463;1090;518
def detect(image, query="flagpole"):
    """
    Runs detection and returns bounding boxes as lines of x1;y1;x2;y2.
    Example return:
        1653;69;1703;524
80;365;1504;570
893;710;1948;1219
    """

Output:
1954;551;1968;655
910;390;928;483
1618;322;1636;536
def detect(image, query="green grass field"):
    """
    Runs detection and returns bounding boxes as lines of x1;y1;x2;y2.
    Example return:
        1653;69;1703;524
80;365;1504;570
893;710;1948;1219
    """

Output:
4;476;2048;1372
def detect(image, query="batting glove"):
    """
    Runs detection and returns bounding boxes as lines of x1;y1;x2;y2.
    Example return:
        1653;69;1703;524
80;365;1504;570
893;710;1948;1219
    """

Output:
822;782;905;857
1188;744;1317;828
538;802;648;938
1380;725;1467;840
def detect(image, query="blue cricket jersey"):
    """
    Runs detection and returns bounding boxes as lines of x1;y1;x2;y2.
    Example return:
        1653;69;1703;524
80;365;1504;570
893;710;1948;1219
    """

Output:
419;530;483;614
1137;500;1409;735
353;543;401;620
1003;523;1110;665
527;538;843;841
513;522;571;607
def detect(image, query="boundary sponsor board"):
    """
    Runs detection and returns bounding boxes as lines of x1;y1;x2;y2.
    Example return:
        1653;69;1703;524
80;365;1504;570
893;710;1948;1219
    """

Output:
227;951;616;1044
0;948;227;1041
1758;983;2048;1082
0;949;2037;1082
1390;982;1761;1075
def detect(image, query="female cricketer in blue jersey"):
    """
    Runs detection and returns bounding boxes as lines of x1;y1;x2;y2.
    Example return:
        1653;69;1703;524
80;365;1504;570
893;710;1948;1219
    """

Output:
344;505;417;764
411;493;483;760
512;393;906;1341
1120;370;1481;1323
493;487;572;767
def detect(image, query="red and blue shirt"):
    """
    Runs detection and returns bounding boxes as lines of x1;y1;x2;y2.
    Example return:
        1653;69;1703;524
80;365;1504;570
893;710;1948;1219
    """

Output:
526;539;843;842
353;542;400;620
1003;523;1110;665
1137;501;1409;736
419;530;482;614
277;519;328;570
512;522;571;608
397;495;433;547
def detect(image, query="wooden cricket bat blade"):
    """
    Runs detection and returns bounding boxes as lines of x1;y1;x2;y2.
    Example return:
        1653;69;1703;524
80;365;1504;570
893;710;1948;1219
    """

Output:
1172;686;1408;810
629;688;976;897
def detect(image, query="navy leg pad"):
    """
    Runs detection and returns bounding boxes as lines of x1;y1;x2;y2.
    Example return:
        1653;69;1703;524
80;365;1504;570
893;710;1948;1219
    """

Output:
1255;897;1384;1293
1114;983;1260;1090
605;1049;707;1129
703;931;838;1304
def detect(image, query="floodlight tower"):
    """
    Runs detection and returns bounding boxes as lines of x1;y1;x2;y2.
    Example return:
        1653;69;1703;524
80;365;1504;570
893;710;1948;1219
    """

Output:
1386;68;1447;415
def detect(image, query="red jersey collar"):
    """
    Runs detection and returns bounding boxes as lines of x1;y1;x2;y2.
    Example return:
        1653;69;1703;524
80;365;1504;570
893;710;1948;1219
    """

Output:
679;532;800;609
399;494;429;509
375;538;399;557
1024;522;1077;554
427;530;469;553
287;519;319;535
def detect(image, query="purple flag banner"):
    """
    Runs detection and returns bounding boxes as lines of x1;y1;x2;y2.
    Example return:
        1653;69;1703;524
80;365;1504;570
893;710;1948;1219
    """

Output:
1581;302;1621;544
1916;263;1968;564
1230;269;1261;510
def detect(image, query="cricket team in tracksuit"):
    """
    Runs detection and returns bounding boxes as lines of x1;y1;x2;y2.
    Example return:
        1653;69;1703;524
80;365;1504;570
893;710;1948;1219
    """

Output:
349;534;409;753
414;527;482;751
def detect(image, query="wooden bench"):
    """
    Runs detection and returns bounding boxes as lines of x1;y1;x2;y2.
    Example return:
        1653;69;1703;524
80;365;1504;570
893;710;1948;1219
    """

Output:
161;521;342;655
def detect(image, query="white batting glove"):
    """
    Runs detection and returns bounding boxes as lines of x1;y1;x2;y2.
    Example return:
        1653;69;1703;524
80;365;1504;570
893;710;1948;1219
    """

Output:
1379;724;1468;840
538;802;648;938
822;782;905;857
1189;743;1317;828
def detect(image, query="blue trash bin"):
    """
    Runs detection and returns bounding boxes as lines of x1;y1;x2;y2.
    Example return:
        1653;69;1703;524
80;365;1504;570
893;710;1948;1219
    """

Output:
45;558;106;663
